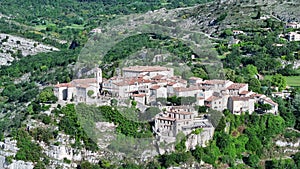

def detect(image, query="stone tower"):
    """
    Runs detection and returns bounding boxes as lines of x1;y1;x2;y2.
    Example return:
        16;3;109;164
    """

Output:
95;67;102;85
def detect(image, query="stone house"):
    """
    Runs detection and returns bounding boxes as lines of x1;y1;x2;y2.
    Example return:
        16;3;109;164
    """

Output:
286;22;300;29
226;83;248;96
54;68;102;102
122;66;174;78
154;106;214;146
228;96;255;115
287;32;300;41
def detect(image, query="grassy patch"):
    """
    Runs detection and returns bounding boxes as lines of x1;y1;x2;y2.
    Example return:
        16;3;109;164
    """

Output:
64;24;85;30
285;76;300;87
264;75;300;87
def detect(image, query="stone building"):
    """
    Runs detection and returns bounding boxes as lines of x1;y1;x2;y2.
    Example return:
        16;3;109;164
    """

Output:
54;68;102;102
287;32;300;41
122;66;174;78
154;106;214;146
228;96;255;115
286;22;300;29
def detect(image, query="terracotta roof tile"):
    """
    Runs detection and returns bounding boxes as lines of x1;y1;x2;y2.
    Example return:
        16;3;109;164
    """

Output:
230;96;251;101
205;96;221;102
54;83;73;88
132;93;146;97
227;83;247;90
150;85;160;90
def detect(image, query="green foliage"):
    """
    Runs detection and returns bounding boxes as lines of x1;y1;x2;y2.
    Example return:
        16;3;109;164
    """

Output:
248;77;262;93
139;107;161;121
245;135;262;153
78;161;101;169
29;127;55;145
57;104;99;151
87;90;94;98
175;132;186;152
208;109;223;128
198;106;207;113
191;128;203;135
191;67;209;79
131;100;137;108
63;158;71;164
99;159;111;169
110;99;118;107
221;29;233;38
201;140;221;165
38;87;58;103
0;0;211;29
265;159;297;169
215;116;226;131
271;74;287;91
292;152;300;167
14;129;44;163
244;154;260;167
5;156;13;164
158;152;193;168
167;96;196;106
274;97;295;127
102;33;196;67
242;64;258;78
98;106;152;138
216;13;227;23
223;46;241;69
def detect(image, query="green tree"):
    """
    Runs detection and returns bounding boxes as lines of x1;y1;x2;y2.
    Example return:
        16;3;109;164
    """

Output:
245;154;260;167
38;87;58;103
242;64;258;78
245;136;262;153
87;90;94;97
215;116;226;131
249;78;261;93
271;74;287;91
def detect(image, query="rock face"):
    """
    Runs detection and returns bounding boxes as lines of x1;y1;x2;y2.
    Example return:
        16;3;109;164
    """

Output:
0;138;34;169
7;160;34;169
185;128;215;150
275;139;300;147
0;33;59;65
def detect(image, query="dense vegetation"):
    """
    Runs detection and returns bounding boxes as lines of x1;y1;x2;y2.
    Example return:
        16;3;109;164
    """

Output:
0;0;300;168
0;0;212;26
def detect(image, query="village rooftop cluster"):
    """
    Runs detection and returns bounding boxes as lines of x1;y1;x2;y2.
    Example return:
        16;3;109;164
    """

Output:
54;65;279;144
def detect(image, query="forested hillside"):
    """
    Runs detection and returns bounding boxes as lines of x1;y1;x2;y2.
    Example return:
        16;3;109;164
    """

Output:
0;0;300;168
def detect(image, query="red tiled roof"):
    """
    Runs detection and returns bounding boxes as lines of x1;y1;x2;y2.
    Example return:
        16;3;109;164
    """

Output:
72;78;97;84
230;96;250;101
150;85;160;90
189;77;202;80
174;86;203;92
205;96;221;102
151;75;165;80
203;80;229;85
167;82;176;86
264;98;278;106
132;93;146;97
76;84;90;89
169;111;193;115
250;93;264;98
54;83;73;88
240;91;250;95
113;77;151;86
227;83;247;90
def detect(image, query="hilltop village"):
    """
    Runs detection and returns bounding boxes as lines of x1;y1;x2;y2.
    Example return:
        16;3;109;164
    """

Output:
54;65;279;144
